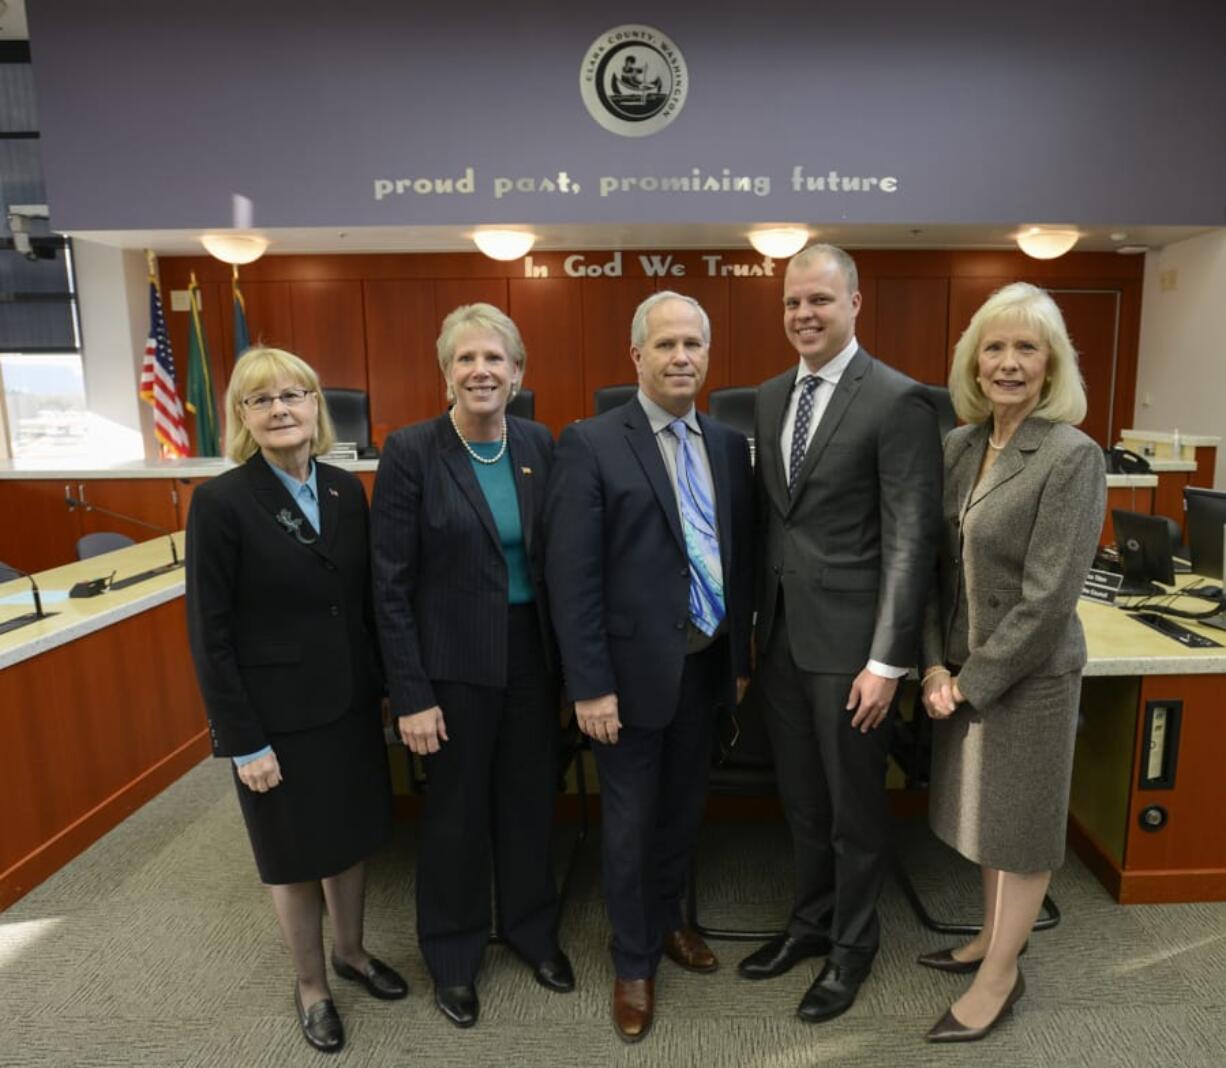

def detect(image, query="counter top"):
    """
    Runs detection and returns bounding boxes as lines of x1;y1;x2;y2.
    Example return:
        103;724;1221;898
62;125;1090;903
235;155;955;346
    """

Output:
1141;459;1199;473
5;536;1225;677
1105;473;1158;488
1120;429;1220;447
0;535;186;670
1081;582;1226;675
5;459;1152;487
0;457;380;480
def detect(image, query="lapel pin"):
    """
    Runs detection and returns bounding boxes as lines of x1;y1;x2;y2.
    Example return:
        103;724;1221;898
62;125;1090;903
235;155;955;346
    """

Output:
275;508;319;546
521;466;533;476
328;486;339;498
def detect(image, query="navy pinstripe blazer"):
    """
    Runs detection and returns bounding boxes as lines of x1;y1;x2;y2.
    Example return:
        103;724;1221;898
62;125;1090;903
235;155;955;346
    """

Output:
370;413;555;716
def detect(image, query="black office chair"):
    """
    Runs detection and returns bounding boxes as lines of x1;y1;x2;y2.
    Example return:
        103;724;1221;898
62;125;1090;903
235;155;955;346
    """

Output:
593;385;636;414
507;387;535;421
921;383;957;442
0;561;21;583
322;388;379;458
76;532;136;560
683;682;779;942
707;386;757;439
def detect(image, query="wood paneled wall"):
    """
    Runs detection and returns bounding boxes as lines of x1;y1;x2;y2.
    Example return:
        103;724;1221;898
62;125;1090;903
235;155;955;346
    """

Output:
158;249;1144;447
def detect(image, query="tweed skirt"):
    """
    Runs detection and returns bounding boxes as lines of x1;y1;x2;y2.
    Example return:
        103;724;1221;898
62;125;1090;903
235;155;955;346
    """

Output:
928;670;1081;872
234;702;392;885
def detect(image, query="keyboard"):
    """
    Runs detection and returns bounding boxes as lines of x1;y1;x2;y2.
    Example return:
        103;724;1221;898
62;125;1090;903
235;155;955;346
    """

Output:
1128;612;1222;648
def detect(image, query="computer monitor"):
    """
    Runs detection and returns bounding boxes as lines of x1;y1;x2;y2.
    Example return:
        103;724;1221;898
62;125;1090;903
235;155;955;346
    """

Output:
1184;486;1226;581
1112;509;1176;596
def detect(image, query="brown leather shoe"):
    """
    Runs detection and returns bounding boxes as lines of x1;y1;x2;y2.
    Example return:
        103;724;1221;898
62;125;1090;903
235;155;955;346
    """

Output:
662;928;719;973
612;978;655;1043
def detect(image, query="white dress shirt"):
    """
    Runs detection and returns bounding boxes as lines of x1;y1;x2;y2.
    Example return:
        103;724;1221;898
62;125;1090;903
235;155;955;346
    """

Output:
778;338;906;681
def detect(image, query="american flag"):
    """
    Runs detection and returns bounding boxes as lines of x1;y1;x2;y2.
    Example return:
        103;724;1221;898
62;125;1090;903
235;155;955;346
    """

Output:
139;276;190;457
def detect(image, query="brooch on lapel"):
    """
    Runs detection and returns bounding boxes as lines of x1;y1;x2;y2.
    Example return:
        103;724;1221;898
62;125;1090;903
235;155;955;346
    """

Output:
327;486;339;498
521;466;533;476
275;508;318;545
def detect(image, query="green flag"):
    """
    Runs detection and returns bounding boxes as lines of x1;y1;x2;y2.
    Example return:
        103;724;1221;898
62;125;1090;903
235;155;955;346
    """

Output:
185;274;221;456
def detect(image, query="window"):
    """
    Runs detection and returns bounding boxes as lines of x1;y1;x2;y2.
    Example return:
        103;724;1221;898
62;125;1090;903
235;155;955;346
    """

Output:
0;352;88;458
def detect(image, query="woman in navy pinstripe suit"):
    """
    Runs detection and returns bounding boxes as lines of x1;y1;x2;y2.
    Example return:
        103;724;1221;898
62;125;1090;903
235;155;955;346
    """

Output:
370;304;573;1029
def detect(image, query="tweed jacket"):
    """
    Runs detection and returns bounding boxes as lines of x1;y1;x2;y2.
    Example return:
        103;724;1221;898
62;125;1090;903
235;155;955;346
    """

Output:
921;416;1107;711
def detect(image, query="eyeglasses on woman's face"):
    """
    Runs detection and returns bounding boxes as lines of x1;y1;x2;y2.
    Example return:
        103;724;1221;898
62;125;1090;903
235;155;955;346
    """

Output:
241;387;314;411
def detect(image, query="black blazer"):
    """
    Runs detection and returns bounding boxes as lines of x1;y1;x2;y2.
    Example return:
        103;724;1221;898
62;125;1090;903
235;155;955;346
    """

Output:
754;350;943;672
370;413;556;716
544;398;754;729
185;454;383;757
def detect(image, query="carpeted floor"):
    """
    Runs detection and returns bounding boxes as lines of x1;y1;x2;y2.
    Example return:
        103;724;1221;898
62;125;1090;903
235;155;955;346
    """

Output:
3;759;1225;1067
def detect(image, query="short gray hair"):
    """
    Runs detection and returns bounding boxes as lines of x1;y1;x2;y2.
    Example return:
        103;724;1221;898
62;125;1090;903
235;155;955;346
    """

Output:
436;302;527;402
786;243;859;294
630;290;711;349
948;282;1087;426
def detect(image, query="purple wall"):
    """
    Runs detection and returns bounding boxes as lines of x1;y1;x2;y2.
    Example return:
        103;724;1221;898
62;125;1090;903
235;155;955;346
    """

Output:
27;0;1226;231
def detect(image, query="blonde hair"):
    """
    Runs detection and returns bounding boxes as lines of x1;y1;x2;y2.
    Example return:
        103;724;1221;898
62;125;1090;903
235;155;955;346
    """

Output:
223;347;336;462
436;303;526;403
948;282;1087;426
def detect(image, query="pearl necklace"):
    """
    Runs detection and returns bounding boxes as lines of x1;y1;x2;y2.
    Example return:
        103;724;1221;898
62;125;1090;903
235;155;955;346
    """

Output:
449;407;508;464
987;436;1008;451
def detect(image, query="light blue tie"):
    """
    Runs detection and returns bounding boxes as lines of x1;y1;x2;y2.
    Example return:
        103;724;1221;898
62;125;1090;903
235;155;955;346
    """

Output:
670;420;725;636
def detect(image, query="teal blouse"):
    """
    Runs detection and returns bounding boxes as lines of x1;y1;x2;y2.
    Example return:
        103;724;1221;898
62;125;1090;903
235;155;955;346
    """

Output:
468;441;534;605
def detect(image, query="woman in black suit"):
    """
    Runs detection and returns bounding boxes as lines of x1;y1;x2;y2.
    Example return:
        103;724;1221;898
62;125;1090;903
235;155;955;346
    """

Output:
371;303;572;1029
186;347;407;1055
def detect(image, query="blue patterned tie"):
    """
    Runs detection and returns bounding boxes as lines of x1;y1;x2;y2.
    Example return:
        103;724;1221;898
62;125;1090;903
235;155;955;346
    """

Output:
788;375;821;496
670;420;725;636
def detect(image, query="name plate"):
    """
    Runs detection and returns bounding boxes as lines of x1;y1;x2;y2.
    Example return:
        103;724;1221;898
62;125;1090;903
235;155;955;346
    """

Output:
1082;568;1124;604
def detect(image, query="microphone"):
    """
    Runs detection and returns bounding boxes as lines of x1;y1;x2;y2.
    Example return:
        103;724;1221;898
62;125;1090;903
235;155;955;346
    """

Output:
0;563;58;636
65;493;184;589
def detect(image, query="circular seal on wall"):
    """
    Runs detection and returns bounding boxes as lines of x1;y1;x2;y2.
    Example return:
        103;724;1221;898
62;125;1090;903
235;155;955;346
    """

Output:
580;25;688;137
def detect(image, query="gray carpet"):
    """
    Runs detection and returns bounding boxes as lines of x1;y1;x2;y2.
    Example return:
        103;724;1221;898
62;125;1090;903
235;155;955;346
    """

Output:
3;759;1225;1067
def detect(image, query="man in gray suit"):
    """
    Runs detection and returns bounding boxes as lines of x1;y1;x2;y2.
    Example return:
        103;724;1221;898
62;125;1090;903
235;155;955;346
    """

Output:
739;244;942;1022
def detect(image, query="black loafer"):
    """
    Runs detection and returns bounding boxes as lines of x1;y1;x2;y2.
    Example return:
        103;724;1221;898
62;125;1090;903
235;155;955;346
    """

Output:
738;933;832;980
533;951;576;993
435;983;479;1028
332;954;409;1000
797;960;871;1023
294;981;344;1053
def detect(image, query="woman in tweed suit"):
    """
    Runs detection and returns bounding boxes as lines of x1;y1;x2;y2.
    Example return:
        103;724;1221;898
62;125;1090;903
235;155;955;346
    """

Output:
370;304;572;1030
918;283;1106;1042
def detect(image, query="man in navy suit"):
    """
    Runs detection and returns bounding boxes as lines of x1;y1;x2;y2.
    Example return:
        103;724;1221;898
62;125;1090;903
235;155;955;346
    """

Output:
545;291;753;1043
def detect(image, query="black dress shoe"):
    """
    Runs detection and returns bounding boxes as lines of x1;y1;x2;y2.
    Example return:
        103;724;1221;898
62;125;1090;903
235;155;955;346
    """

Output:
797;960;871;1023
917;940;1029;975
533;951;576;993
294;981;344;1053
332;954;409;1000
926;970;1025;1042
435;983;479;1028
738;933;832;980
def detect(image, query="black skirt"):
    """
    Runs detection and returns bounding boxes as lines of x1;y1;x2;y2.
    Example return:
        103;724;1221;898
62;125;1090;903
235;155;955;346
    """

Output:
234;702;392;885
